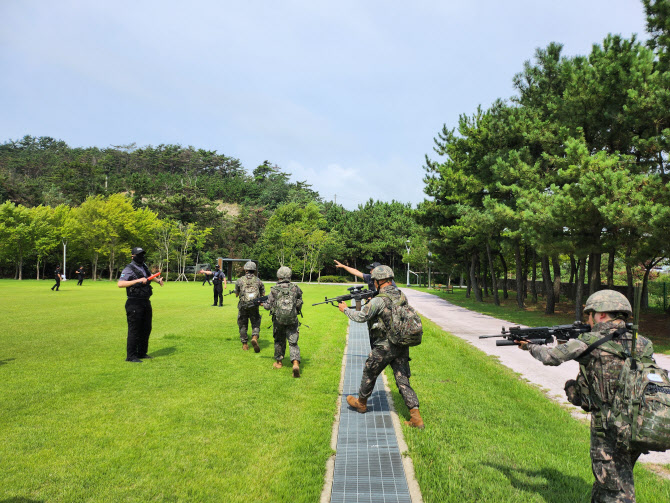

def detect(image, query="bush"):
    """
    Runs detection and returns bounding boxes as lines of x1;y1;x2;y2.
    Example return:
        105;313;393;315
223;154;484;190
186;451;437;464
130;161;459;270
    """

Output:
318;275;356;283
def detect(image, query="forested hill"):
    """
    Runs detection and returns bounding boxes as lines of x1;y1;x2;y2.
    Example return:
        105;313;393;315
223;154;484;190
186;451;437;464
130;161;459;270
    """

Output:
0;136;319;212
0;136;423;282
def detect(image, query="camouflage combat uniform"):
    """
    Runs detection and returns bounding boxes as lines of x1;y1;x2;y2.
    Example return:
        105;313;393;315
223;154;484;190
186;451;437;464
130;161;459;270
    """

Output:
342;284;419;410
528;320;656;503
263;280;303;363
234;272;265;344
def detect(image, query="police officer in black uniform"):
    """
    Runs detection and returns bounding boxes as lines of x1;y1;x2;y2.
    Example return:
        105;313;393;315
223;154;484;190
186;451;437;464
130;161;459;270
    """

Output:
202;265;226;306
51;266;61;291
117;247;163;363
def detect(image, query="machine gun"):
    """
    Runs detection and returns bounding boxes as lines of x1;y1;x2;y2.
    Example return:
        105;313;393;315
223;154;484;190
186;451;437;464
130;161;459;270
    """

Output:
479;321;592;347
312;285;377;311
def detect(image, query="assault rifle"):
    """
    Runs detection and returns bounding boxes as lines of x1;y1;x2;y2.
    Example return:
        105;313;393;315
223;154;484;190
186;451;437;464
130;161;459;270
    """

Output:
479;321;592;347
312;285;377;312
224;290;236;296
250;295;269;307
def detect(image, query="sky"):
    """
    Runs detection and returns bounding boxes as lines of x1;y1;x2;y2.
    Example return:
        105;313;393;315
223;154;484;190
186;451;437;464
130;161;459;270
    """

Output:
0;0;650;210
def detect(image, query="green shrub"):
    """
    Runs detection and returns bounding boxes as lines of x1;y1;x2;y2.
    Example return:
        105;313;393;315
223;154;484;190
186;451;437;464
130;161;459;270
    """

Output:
317;275;355;283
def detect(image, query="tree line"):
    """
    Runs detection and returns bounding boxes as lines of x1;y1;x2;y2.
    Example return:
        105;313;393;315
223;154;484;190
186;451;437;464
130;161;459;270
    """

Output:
417;0;670;316
0;192;422;283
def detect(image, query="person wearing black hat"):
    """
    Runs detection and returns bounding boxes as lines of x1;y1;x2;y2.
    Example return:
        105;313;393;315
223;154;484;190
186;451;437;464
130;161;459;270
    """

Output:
201;265;227;306
51;265;61;291
333;260;395;291
117;247;164;363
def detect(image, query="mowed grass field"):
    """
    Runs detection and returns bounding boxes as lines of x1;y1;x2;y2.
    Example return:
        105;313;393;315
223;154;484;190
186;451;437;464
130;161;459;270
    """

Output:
0;279;349;502
2;279;669;502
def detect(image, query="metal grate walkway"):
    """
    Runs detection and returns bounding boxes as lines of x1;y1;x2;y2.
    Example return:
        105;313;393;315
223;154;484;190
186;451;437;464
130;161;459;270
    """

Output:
330;320;411;503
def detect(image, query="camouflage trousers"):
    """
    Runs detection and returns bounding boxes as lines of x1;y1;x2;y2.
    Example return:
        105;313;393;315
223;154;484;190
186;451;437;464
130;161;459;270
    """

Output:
273;320;300;362
590;421;643;503
359;343;419;410
237;306;261;343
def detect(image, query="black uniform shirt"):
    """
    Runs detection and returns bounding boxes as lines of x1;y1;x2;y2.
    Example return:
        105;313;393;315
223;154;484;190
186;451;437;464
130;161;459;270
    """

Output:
119;261;153;299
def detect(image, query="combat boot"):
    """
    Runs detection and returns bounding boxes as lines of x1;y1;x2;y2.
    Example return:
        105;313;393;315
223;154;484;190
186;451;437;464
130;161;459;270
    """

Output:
346;395;367;413
251;335;260;353
242;343;249;351
292;360;300;378
273;360;283;369
404;408;425;429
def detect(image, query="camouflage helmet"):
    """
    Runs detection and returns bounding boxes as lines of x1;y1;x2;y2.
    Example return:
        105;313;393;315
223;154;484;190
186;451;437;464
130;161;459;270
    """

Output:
584;289;632;317
243;261;257;271
370;265;394;281
277;266;292;279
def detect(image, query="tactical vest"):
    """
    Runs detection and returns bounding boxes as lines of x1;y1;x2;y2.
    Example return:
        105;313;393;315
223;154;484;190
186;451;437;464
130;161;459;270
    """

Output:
126;262;153;299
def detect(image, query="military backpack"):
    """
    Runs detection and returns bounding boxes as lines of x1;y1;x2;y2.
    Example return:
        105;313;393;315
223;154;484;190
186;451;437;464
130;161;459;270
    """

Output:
238;275;261;307
378;292;423;347
271;283;299;326
577;328;670;452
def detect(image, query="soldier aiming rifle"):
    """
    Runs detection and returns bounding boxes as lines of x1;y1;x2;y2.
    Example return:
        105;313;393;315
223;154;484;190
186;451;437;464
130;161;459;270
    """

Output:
312;285;377;311
479;321;592;346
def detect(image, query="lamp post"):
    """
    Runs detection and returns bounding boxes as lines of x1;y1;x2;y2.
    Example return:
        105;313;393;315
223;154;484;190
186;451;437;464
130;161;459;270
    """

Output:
428;251;432;289
405;239;411;287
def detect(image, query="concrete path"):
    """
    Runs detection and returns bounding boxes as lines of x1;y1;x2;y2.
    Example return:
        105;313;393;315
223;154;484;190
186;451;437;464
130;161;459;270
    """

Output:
400;287;670;465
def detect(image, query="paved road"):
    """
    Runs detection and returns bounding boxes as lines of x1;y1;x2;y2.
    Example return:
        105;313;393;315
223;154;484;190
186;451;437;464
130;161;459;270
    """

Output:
400;287;670;465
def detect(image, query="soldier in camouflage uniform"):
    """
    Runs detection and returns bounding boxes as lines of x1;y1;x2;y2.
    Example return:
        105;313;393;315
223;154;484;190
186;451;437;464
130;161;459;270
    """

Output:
338;265;424;429
518;290;658;503
262;266;303;377
234;261;265;352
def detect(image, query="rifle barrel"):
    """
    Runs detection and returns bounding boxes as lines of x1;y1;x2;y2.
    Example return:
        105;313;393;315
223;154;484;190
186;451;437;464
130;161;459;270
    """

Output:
496;338;549;346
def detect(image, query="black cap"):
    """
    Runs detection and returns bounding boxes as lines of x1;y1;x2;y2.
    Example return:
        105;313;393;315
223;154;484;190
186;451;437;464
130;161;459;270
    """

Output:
366;261;382;270
215;264;220;269
131;247;145;255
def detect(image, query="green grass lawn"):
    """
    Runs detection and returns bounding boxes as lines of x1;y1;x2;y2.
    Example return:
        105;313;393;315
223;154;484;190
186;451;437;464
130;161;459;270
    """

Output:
0;279;348;503
2;279;669;502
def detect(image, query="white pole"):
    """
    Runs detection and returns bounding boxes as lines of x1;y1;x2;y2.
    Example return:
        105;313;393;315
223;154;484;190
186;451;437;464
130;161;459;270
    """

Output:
405;240;410;287
62;240;67;280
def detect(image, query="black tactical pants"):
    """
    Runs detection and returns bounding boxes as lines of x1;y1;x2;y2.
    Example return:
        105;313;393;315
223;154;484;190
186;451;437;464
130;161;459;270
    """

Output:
359;343;419;410
51;277;60;291
213;283;223;305
125;298;152;360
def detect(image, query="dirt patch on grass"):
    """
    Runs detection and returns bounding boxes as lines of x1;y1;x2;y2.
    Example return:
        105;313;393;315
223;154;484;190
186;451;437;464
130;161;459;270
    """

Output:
645;463;670;480
215;202;239;216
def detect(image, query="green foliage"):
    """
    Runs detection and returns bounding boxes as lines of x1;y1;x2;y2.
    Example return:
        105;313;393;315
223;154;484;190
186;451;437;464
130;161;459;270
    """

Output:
419;12;670;316
317;275;356;283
